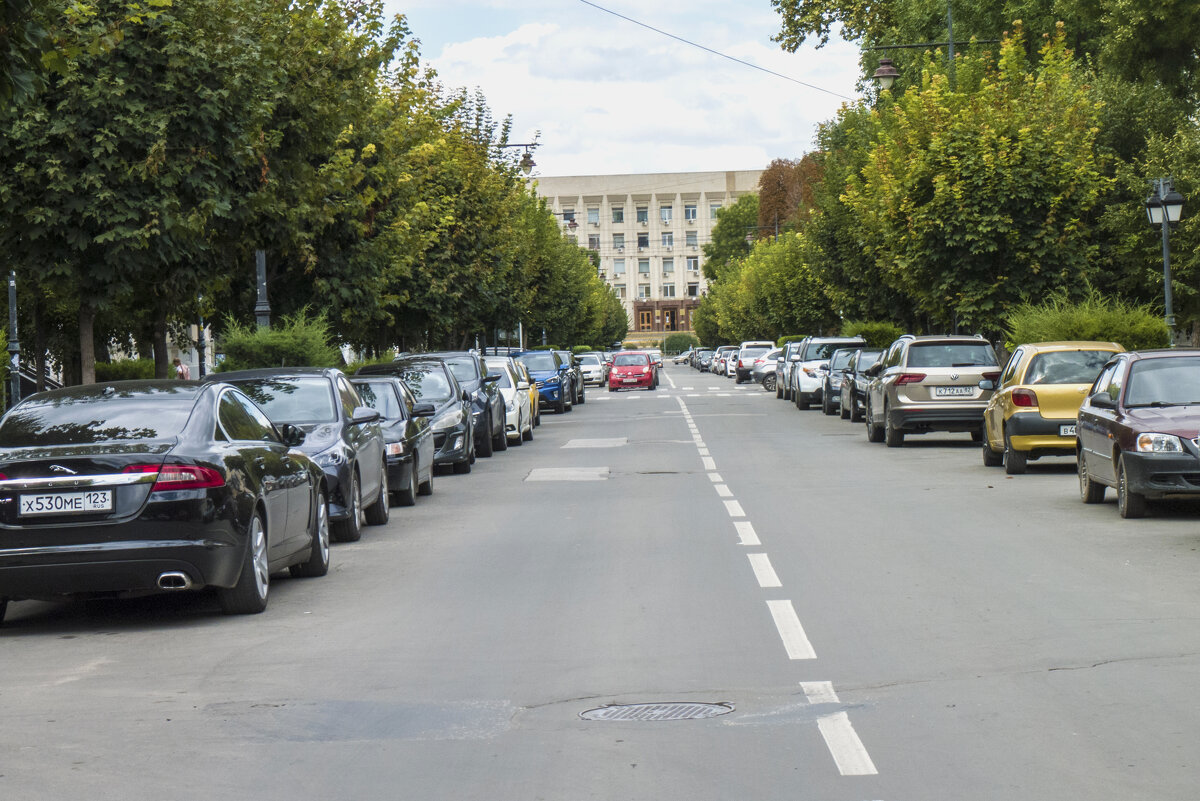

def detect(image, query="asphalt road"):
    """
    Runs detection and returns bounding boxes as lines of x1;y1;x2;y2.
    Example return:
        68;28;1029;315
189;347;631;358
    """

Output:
4;364;1200;799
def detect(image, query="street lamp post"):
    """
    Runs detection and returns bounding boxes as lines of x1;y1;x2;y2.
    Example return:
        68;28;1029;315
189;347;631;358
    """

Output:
7;271;19;409
254;249;271;330
498;143;539;175
1145;177;1185;344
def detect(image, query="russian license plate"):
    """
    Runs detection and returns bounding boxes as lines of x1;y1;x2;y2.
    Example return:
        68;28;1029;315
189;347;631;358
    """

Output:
623;378;638;383
19;490;112;516
1059;424;1077;437
933;386;974;397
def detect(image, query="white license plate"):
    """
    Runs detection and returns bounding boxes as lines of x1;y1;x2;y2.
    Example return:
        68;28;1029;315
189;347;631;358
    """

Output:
623;378;638;383
1059;424;1076;437
19;490;113;516
933;386;974;397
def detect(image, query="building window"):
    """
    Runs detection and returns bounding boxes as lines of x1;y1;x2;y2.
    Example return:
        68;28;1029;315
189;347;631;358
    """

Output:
638;285;650;300
660;205;672;223
588;234;599;250
686;231;698;248
662;284;676;298
662;258;674;273
587;208;599;225
687;282;699;297
637;232;649;249
613;233;625;250
710;202;722;219
661;232;673;248
638;259;650;274
614;283;626;299
639;310;652;330
684;203;697;221
686;256;699;271
563;208;575;222
612;206;624;223
614;258;625;275
636;206;649;224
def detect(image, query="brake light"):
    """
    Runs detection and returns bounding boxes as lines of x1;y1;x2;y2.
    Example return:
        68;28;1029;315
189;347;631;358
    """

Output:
738;360;744;368
896;373;926;385
124;464;225;490
1012;388;1038;407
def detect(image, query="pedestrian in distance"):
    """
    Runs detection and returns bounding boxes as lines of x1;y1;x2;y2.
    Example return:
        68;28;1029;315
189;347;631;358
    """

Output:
173;357;191;380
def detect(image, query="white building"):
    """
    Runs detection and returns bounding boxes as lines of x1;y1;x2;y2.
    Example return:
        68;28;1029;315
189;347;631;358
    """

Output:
534;170;762;337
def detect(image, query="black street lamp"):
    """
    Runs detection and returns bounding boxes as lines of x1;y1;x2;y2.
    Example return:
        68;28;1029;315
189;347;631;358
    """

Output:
1145;177;1185;343
499;142;539;175
7;271;19;409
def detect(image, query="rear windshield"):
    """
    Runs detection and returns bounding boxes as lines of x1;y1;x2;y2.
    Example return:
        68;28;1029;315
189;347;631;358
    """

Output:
351;381;404;418
614;354;648;366
440;356;479;383
579;355;601;366
803;341;861;360
230;378;338;425
1125;357;1200;406
483;362;513;388
517;352;557;372
1024;351;1112;385
856;351;881;370
0;393;194;446
739;347;769;360
397;364;452;402
906;343;997;369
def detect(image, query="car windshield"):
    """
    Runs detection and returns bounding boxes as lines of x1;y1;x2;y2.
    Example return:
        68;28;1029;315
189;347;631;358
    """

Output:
483;362;513;388
517;352;557;372
579;355;601;366
803;342;850;360
614;354;648;366
1124;357;1200;406
906;343;997;368
231;378;339;425
441;356;479;383
1024;350;1113;385
857;351;881;370
740;347;768;360
830;350;855;370
351;381;403;418
398;364;453;402
0;391;195;446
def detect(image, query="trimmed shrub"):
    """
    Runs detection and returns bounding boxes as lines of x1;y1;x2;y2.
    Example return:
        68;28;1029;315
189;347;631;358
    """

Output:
572;345;593;355
663;332;699;353
1004;289;1169;350
216;309;340;372
95;359;156;381
776;334;806;347
842;320;906;349
343;353;397;375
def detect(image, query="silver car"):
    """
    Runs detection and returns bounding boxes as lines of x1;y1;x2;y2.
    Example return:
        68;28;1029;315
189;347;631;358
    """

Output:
751;348;782;389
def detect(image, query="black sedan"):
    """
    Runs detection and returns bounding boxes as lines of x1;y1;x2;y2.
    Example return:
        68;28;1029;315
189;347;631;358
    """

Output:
357;357;476;474
210;368;388;542
423;351;506;457
350;375;435;505
0;381;330;622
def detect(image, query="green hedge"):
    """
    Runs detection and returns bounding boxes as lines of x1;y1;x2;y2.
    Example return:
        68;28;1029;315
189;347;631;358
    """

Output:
663;332;699;353
217;309;340;371
95;359;156;381
1004;289;1169;350
776;334;806;347
841;321;907;349
572;344;593;355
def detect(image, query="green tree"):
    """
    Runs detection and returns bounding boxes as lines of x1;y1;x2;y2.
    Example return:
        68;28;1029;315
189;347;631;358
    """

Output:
702;193;758;281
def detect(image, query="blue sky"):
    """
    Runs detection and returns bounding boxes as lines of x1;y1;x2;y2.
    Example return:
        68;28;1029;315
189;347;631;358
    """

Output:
383;1;862;176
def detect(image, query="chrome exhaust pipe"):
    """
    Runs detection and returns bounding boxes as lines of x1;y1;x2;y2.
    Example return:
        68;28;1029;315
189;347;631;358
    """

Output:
157;571;193;591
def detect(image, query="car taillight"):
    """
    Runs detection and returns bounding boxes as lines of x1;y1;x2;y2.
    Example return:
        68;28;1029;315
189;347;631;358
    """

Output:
896;373;926;385
124;464;225;490
1012;388;1038;407
738;360;744;368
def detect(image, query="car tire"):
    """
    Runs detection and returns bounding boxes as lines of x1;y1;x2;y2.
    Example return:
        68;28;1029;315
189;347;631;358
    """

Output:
866;400;885;443
522;419;534;441
364;464;390;524
608;385;616;392
291;490;330;578
557;394;568;412
332;473;363;542
418;463;433;495
766;375;778;395
0;599;7;625
565;392;574;412
453;456;472;475
840;396;850;419
511;415;523;446
394;463;418;506
1078;449;1104;504
578;386;586;404
981;425;1003;467
218;511;269;615
1117;455;1146;519
1003;431;1027;475
884;406;904;447
822;387;835;415
850;398;864;423
478;417;494;457
798;394;810;410
494;417;508;451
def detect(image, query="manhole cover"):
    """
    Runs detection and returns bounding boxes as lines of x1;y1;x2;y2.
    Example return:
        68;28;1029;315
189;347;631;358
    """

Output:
580;702;733;721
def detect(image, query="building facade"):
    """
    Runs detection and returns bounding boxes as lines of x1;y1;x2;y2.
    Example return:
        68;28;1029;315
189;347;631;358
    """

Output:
534;170;762;337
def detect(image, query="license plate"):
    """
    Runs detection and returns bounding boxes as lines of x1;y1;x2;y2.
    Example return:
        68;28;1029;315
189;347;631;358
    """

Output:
19;490;113;516
1060;424;1076;437
623;378;638;383
933;386;974;397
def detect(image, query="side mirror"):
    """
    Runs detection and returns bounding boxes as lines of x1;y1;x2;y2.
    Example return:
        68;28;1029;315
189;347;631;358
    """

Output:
462;390;471;403
350;406;381;425
517;381;531;390
558;364;569;372
1089;392;1116;409
280;423;306;447
412;402;436;417
978;379;996;391
864;363;881;377
817;362;829;372
482;373;501;384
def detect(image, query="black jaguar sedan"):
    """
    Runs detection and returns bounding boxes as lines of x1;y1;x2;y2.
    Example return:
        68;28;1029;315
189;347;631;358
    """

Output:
0;381;330;623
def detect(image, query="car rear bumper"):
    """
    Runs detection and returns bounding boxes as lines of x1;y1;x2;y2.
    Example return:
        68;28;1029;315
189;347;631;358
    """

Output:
890;405;985;432
1006;412;1078;455
1121;451;1200;499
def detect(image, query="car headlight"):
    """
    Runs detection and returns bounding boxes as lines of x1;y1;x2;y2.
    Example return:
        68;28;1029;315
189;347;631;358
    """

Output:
431;407;464;431
1136;432;1184;453
386;441;406;457
314;447;347;466
505;400;515;411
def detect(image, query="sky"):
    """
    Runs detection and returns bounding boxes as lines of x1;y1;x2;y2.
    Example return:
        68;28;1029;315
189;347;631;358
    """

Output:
385;0;864;177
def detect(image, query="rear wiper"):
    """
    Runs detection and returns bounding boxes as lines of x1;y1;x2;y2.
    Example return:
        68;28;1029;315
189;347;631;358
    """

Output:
951;362;986;367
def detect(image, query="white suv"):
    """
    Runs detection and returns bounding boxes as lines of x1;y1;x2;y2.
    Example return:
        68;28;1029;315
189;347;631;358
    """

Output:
793;336;866;410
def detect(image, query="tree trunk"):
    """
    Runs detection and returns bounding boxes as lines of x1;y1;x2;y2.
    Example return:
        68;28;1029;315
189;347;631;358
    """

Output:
153;303;170;379
79;304;96;384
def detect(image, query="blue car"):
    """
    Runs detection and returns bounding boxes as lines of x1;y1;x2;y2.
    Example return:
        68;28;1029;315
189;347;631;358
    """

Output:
515;350;574;414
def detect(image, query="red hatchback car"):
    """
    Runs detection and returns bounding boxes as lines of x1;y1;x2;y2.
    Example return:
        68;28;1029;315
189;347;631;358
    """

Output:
608;351;657;392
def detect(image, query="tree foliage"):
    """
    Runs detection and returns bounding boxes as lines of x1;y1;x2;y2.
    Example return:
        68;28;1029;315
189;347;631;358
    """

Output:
1004;287;1168;350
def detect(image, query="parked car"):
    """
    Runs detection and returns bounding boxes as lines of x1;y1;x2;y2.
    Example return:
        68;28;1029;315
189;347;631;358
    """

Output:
980;341;1122;474
212;368;389;542
734;345;773;384
673;349;694;364
424;351;507;457
358;357;476;474
776;340;806;400
646;349;664;370
752;348;783;390
349;375;436;504
483;356;534;445
0;381;331;621
820;347;859;415
839;348;882;421
516;350;573;414
576;352;607;387
695;349;713;371
862;336;1000;447
793;336;867;409
712;346;737;374
555;350;586;405
609;351;657;391
512;360;541;428
1076;349;1200;518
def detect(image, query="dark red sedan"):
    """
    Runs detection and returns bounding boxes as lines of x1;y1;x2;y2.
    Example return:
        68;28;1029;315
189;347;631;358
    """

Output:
1077;349;1200;518
608;352;657;392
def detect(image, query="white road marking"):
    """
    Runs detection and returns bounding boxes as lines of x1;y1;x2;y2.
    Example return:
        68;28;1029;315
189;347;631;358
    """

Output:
562;438;627;449
698;448;710;457
702;456;717;471
817;712;878;776
708;472;723;483
716;393;731;397
734;521;760;545
800;681;840;705
723;499;745;517
708;387;720;391
525;467;609;482
747;553;782;588
681;386;694;390
714;483;732;497
765;600;816;659
662;370;676;389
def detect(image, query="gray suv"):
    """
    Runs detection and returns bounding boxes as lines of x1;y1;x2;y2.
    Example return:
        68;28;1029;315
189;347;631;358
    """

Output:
862;335;1000;447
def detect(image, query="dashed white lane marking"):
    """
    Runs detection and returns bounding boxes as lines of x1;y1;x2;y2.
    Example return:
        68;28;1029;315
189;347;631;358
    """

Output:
734;521;760;545
747;553;782;588
766;600;817;659
723;500;745;517
707;387;720;391
714;483;733;497
702;456;717;471
698;448;710;457
817;712;878;776
562;438;627;448
525;467;609;481
681;386;694;390
662;370;677;389
800;681;839;705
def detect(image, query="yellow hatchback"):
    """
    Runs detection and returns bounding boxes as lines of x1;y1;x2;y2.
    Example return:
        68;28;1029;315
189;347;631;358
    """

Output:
981;341;1123;473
